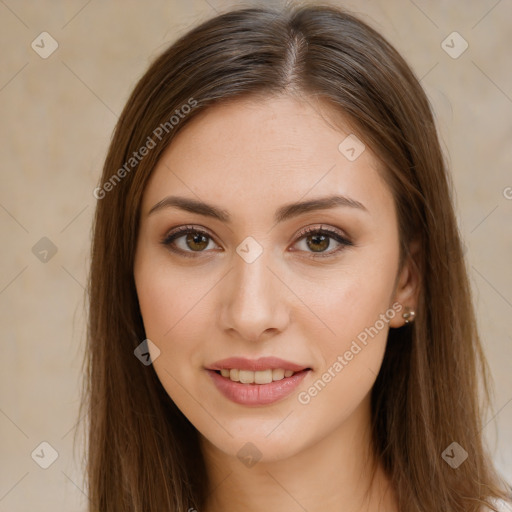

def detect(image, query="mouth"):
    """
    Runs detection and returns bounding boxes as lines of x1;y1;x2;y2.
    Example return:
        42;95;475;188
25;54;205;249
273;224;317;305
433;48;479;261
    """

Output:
205;356;312;405
205;359;312;406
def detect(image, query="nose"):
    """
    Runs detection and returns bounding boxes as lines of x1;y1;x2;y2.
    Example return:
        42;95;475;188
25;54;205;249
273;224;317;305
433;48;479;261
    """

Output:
218;247;290;343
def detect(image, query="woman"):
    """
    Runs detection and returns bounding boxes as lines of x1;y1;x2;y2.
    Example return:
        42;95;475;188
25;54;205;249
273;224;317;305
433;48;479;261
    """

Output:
81;3;512;511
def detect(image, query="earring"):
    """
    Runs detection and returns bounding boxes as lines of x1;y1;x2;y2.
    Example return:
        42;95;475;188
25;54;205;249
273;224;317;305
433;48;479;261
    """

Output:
402;308;415;324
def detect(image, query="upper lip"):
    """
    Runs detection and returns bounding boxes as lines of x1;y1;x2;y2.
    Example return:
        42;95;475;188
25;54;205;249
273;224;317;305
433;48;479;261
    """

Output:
206;357;310;372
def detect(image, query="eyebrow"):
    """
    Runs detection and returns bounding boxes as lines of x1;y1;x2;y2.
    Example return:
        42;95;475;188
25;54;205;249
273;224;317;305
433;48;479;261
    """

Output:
148;194;368;224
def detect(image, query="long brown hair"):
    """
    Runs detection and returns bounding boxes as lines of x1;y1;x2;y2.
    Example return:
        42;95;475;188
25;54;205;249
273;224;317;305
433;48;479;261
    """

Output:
78;2;512;510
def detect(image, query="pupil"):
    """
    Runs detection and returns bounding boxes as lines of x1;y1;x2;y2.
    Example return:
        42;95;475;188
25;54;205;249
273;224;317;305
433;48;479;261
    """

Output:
187;232;208;251
308;234;328;252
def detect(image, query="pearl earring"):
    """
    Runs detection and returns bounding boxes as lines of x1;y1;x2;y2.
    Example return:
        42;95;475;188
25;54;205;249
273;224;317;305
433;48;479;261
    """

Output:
402;308;416;324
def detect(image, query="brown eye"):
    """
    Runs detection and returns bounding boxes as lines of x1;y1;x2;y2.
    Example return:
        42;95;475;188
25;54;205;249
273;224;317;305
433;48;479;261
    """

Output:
183;231;209;251
161;226;218;257
305;233;330;252
293;226;353;258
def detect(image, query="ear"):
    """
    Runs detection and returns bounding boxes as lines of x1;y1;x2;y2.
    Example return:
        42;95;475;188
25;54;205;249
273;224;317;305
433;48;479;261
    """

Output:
388;239;421;328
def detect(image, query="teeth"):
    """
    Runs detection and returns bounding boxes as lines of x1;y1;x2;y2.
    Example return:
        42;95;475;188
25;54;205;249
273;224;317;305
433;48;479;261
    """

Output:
272;368;285;381
255;370;272;384
217;368;298;383
239;370;254;384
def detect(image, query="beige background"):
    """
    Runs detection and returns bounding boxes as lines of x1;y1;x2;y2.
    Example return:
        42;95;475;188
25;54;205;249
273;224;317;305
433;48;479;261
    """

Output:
1;0;511;510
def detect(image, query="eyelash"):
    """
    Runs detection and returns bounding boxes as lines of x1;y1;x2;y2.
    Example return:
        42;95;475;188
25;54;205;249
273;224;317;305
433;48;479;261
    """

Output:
160;224;353;259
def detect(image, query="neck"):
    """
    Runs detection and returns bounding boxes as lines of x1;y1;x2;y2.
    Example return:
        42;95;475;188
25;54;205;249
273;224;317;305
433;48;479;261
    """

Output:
199;393;398;512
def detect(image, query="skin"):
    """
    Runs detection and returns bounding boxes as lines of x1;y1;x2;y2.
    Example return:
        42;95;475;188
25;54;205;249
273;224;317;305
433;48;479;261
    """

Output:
134;94;420;512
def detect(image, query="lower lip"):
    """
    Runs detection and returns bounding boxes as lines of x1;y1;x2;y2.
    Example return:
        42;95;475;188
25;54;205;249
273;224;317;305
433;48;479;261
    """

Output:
206;369;310;406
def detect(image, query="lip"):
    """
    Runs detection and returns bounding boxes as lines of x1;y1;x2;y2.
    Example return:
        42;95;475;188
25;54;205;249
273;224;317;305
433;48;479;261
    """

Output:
206;368;310;406
206;356;309;372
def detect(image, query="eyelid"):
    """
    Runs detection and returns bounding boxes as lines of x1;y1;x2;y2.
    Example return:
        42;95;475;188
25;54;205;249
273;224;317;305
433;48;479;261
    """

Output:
294;224;352;244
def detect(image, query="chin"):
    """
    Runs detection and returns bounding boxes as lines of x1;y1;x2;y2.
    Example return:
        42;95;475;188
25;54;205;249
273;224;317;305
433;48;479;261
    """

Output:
199;421;314;465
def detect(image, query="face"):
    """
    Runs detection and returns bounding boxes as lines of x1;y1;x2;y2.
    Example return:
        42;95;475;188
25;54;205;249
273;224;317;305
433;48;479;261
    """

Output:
133;94;417;463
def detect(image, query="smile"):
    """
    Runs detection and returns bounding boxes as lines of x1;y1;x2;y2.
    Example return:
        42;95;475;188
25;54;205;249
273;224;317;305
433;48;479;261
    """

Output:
206;368;311;406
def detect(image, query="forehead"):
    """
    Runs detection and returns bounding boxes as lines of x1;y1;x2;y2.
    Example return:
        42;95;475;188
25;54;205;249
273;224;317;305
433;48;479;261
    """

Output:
140;95;393;220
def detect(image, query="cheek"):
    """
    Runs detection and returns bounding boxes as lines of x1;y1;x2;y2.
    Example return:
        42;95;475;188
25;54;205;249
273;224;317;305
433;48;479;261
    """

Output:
291;265;396;441
135;260;209;348
134;253;231;415
134;260;213;414
293;244;399;356
303;277;393;400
